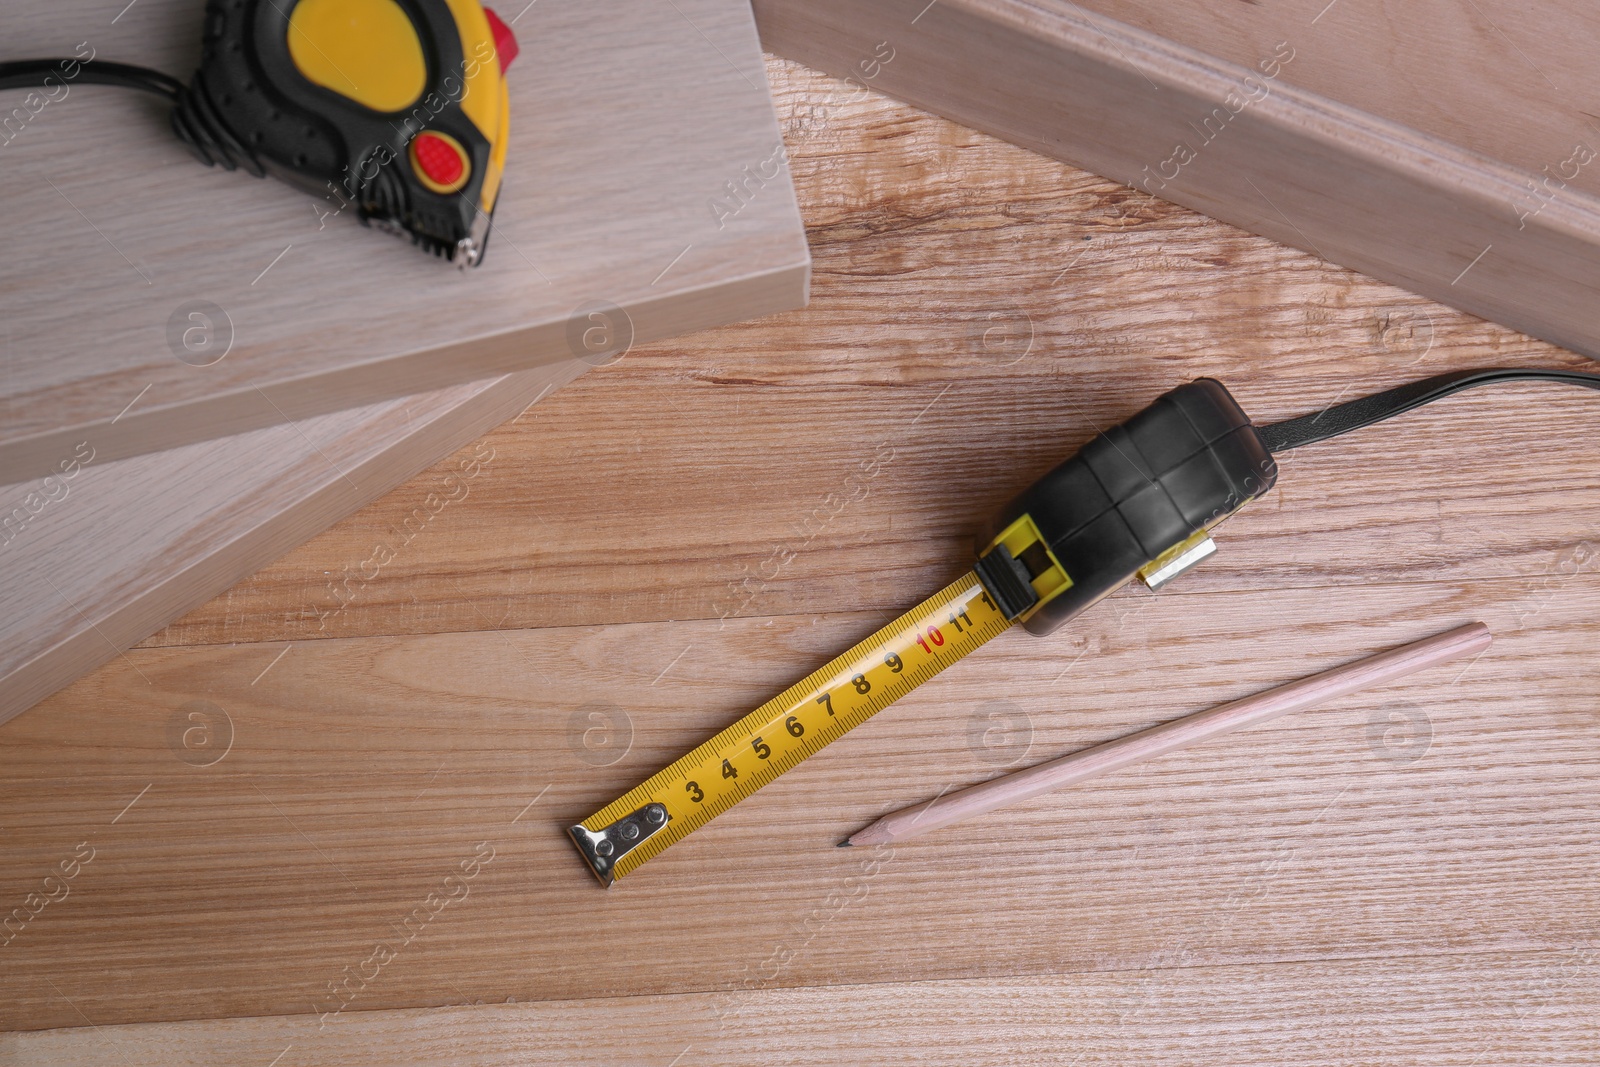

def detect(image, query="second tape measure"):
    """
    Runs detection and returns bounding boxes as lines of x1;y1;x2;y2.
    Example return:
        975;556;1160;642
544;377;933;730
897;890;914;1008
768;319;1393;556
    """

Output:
0;0;520;266
571;366;1600;886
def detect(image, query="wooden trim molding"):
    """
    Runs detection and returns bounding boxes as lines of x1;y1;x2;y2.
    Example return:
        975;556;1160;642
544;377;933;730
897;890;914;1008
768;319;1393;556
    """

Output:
755;0;1600;360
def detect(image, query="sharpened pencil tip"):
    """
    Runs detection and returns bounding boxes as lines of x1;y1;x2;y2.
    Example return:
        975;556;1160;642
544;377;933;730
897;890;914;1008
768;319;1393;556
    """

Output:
836;838;853;847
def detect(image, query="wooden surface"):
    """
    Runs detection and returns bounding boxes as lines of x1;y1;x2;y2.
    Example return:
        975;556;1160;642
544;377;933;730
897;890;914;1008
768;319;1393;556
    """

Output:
848;623;1497;845
752;0;1600;362
0;0;807;725
9;953;1600;1066
1075;0;1600;185
1;0;809;478
6;58;1600;1062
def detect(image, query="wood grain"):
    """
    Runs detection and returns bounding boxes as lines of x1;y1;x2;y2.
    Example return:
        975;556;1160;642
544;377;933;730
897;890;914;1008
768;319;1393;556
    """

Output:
1075;0;1600;188
847;623;1497;845
8;950;1600;1065
0;0;809;725
752;0;1600;361
4;59;1599;1060
1;0;809;477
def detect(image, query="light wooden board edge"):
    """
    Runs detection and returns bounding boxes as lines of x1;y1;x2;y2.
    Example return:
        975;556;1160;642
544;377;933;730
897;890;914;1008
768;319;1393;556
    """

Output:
0;261;807;728
6;949;1596;1064
5;258;810;482
753;0;1600;361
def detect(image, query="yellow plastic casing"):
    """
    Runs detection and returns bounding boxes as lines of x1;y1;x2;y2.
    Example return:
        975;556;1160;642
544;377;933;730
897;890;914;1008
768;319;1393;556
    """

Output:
287;0;428;113
440;0;509;211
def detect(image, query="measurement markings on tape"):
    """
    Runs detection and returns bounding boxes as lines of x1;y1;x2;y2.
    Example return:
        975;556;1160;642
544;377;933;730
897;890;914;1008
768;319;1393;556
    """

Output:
568;572;1011;885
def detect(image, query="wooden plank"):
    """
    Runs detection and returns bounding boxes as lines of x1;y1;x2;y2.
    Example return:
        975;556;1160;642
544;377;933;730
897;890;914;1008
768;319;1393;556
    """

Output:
0;3;809;725
751;0;1600;361
145;59;1600;649
0;0;810;478
6;949;1599;1065
1075;0;1600;184
2;579;1597;1030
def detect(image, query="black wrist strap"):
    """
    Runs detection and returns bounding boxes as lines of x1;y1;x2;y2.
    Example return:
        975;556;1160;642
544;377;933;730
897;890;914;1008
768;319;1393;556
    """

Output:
1259;367;1600;453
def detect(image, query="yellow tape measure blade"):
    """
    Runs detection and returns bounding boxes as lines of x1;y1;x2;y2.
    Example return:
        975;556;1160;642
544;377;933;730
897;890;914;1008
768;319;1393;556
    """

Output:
569;570;1011;885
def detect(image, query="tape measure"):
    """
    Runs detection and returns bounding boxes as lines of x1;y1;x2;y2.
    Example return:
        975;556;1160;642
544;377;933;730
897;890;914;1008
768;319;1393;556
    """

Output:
0;0;519;266
570;378;1274;885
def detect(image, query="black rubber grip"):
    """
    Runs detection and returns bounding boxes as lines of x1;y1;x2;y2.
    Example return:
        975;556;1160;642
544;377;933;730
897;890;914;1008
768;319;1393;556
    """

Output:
978;379;1276;636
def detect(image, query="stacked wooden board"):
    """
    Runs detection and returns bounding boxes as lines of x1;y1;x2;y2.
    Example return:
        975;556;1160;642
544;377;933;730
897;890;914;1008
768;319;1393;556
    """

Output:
0;0;810;722
11;0;1600;726
2;0;808;475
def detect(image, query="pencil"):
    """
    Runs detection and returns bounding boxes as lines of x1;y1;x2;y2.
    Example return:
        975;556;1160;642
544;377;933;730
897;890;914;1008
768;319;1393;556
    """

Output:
842;621;1491;847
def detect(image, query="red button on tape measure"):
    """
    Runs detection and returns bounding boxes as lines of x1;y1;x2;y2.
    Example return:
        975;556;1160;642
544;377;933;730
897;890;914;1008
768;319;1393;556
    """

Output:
411;130;470;193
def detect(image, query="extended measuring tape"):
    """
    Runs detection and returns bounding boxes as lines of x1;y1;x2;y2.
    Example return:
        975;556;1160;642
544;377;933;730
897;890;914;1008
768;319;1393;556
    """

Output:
570;367;1600;886
569;573;1010;882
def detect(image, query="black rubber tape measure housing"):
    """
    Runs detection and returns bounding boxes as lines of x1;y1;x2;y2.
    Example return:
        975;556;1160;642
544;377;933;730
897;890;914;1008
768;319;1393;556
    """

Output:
979;379;1276;636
